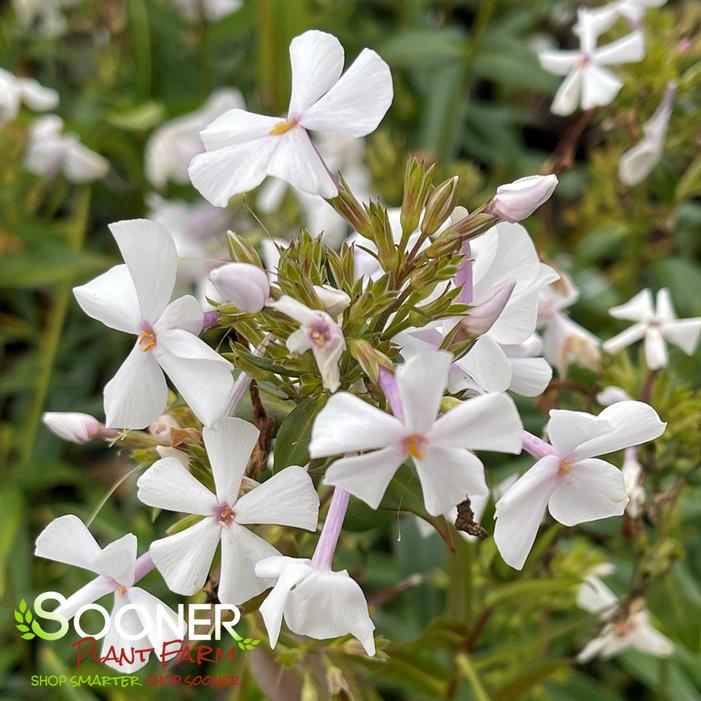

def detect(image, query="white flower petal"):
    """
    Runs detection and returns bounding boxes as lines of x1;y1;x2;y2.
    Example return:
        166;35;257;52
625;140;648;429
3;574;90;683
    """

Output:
551;69;582;116
450;335;512;394
299;48;393;138
630;613;674;657
323;446;405;509
218;523;280;605
100;593;152;673
235;466;319;531
63;140;109;182
19;79;59;111
581;65;623;110
309;392;405;456
268;295;320;325
415;447;487;517
595;30;645;66
104;342;168;429
662;318;701;355
126;586;186;656
202;417;259;504
149;517;221;596
199;109;279;150
547;409;611;458
577;632;615;663
644;326;668;369
508;357;552;396
312;332;345;392
609;289;654;322
154;295;203;335
602;322;647;354
136;457;218;516
539;50;580;76
577;574;618;616
73;264;141;334
34;514;101;572
55;576;115;619
91;533;137;584
548;458;628;526
619;137;662;186
109;219;177;323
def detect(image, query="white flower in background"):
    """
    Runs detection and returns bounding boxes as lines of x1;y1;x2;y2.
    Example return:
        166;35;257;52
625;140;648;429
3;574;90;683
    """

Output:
539;10;644;116
575;0;667;37
73;219;234;428
501;336;554;396
255;555;375;655
0;68;58;125
137;417;318;604
148;414;180;443
490;174;558;222
619;80;676;186
13;0;77;37
146;89;245;190
189;30;393;206
538;270;600;376
171;0;242;22
209;263;270;312
34;515;182;673
577;567;673;662
603;288;701;370
268;295;346;392
622;447;646;517
597;386;632;405
25;115;109;183
42;412;115;444
310;350;523;516
494;401;665;569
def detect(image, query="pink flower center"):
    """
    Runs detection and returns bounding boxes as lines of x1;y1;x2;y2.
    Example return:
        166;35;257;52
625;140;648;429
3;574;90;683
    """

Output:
309;322;332;348
116;585;127;597
138;328;157;352
558;459;571;476
404;434;427;459
215;503;236;527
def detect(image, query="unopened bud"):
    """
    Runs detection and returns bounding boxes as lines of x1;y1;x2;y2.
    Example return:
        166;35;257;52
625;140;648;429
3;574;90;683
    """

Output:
401;156;434;237
368;202;397;272
622;447;645;518
328;177;372;238
42;412;110;443
490;174;558;222
464;279;516;336
424;212;497;259
226;231;263;267
314;284;351;317
149;414;180;443
209;262;270;312
325;666;350;696
421;176;459;236
349;338;393;383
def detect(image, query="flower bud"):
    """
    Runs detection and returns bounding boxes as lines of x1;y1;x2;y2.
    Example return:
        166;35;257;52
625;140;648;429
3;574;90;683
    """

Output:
226;231;263;267
491;174;558;222
421;176;459;236
42;412;106;444
314;284;351;317
209;262;270;312
463;279;516;337
622;447;645;518
348;338;393;383
367;202;397;272
401;156;434;237
149;414;180;443
328;177;372;238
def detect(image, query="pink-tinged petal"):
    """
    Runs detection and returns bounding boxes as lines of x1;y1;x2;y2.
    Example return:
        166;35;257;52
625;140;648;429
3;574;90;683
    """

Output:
644;326;668;370
414;447;488;517
494;456;560;570
266;126;337;198
109;219;177;323
548;458;628;526
396;351;452;435
546;409;611;458
573;401;665;460
429;392;523;454
91;533;137;585
199;109;281;151
284;568;376;655
609;289;654;322
594;30;645;66
149;517;221;596
126;586;186;656
188;138;278;207
104;342;168;429
63;141;109;182
551;69;582;116
73;264;141;334
629;612;674;657
268;295;320;325
155;295;204;335
202;417;259;504
581;65;623;110
508;357;552;397
450;336;511;394
662;318;701;355
602;322;647;354
136;457;217;516
257;558;313;647
54;576;115;619
34;514;101;572
288;30;345;118
299;49;393;138
539;50;580;76
218;523;281;605
311;332;345;393
100;593;152;673
322;446;405;509
154;329;233;427
235;466;318;530
309;392;405;456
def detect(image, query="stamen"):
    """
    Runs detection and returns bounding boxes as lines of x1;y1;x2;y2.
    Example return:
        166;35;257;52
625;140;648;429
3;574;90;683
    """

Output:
269;120;297;136
138;329;157;352
310;324;331;348
215;504;236;527
558;459;571;476
405;434;427;459
116;585;127;597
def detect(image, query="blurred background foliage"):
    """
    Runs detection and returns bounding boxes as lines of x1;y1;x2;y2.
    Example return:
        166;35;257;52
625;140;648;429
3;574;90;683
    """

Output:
1;0;701;699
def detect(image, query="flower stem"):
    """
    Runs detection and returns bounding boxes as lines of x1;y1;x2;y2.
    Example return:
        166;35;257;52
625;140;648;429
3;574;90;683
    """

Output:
455;240;473;305
134;552;155;582
377;366;405;422
521;430;557;459
311;487;350;570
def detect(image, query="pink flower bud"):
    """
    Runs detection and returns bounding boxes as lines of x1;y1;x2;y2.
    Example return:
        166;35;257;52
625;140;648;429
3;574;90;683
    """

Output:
42;412;105;444
465;279;516;337
149;414;180;443
491;174;558;222
209;262;270;312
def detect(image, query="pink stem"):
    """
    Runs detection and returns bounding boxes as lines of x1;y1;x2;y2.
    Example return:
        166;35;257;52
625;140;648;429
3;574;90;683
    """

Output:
133;552;155;582
522;430;557;459
377;366;405;423
455;240;473;304
311;487;350;570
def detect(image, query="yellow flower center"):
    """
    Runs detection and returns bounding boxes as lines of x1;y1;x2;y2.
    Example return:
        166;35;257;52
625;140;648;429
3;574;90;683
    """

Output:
558;459;571;476
310;326;331;347
269;120;297;136
116;585;127;597
138;329;157;352
405;434;427;459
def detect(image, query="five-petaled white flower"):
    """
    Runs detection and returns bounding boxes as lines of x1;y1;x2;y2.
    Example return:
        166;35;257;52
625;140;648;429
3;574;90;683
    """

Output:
539;10;644;116
494;401;665;570
575;0;667;38
576;566;673;662
25;115;109;183
310;350;523;516
0;67;58;124
603;288;701;370
137;417;319;604
268;295;346;393
73;218;234;428
255;555;376;655
34;515;182;673
188;30;393;206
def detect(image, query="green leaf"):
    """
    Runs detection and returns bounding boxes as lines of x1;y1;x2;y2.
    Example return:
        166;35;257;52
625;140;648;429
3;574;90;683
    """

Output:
19;599;27;613
21;633;35;640
676;155;701;201
107;101;166;131
493;659;572;701
273;395;327;472
14;611;22;623
16;623;29;632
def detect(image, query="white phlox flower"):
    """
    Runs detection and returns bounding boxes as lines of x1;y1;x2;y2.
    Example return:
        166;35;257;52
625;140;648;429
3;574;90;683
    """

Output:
171;0;242;22
575;0;667;38
13;0;77;37
0;67;58;125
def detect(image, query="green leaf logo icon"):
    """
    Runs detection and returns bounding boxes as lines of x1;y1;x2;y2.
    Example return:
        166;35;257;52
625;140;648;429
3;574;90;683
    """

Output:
15;599;36;640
